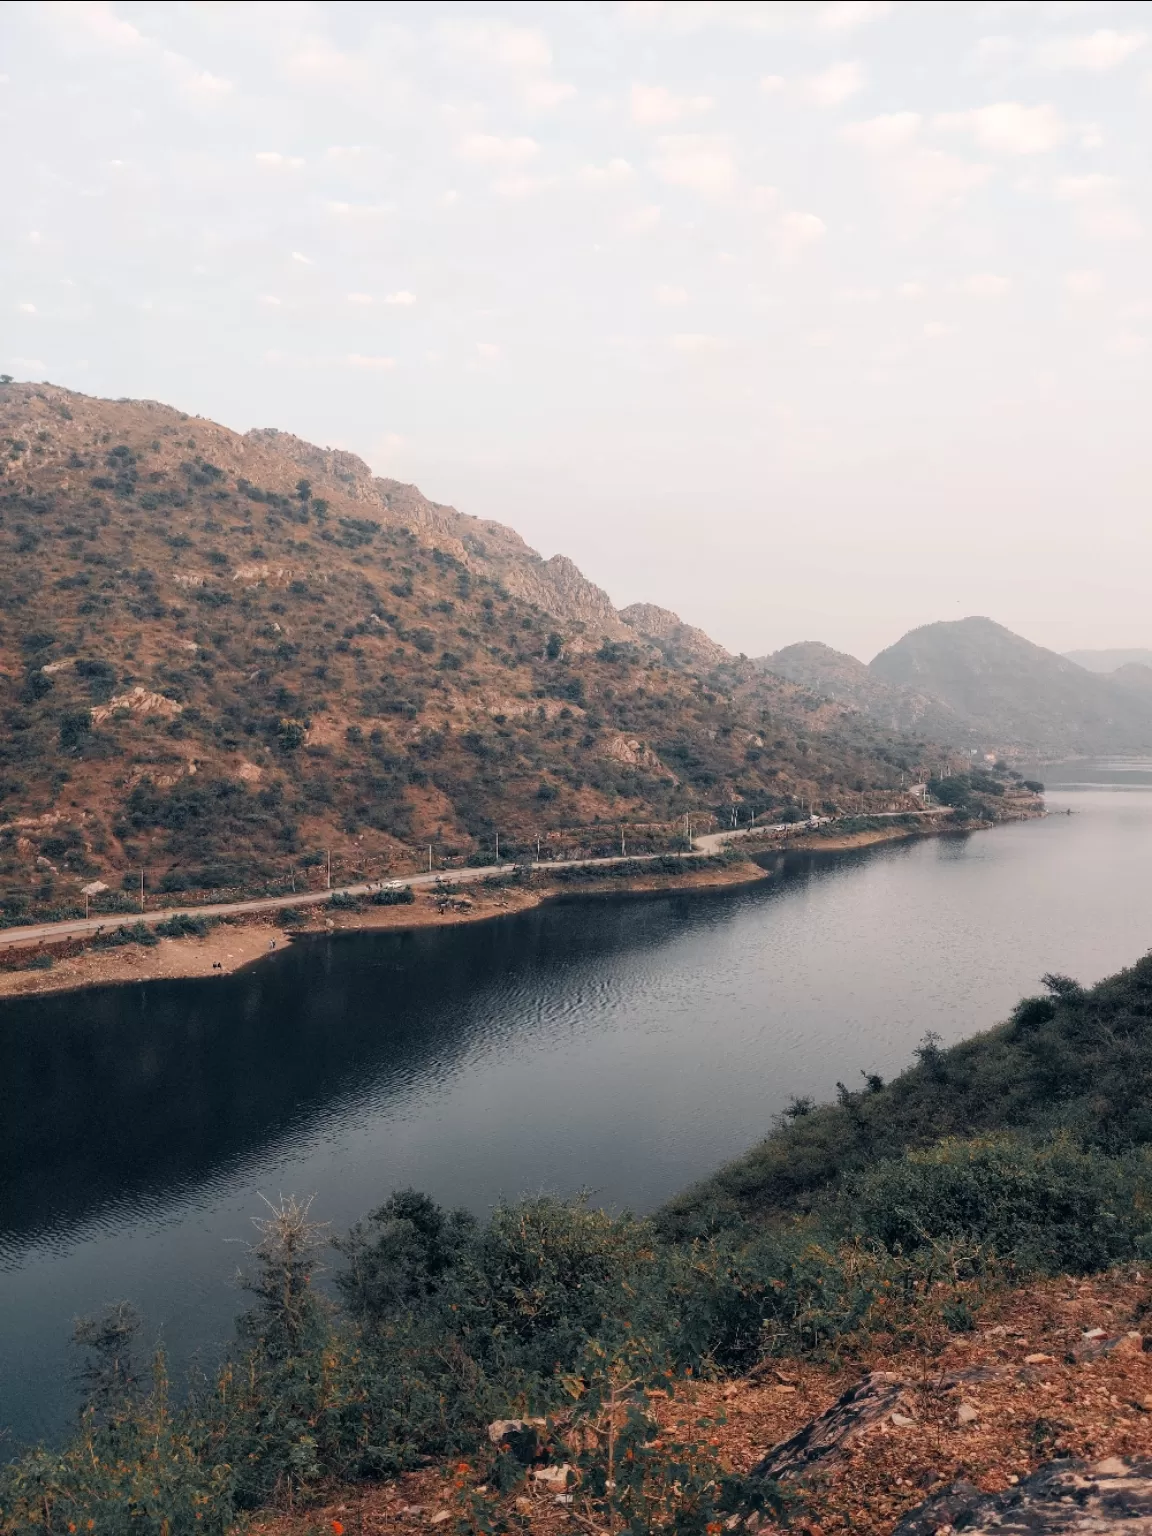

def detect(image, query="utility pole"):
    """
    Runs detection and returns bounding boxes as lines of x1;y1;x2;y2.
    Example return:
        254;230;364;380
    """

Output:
620;827;626;856
140;869;145;914
537;833;541;861
326;849;331;890
495;832;500;862
428;845;433;873
85;892;90;920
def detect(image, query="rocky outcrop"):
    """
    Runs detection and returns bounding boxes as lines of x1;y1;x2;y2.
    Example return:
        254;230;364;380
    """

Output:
748;1372;917;1484
893;1457;1152;1534
621;603;730;669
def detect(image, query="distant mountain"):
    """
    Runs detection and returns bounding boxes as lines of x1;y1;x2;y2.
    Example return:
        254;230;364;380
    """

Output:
760;641;967;742
1065;648;1152;673
870;617;1152;755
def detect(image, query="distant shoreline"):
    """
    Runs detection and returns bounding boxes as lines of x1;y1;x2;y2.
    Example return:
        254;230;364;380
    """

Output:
0;806;1042;1003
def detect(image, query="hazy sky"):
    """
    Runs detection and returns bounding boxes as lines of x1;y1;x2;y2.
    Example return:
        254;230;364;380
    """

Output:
4;1;1152;659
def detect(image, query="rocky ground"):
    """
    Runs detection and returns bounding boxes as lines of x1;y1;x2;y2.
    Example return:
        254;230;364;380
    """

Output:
249;1269;1152;1536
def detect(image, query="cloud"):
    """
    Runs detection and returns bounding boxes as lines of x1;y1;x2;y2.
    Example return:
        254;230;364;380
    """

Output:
655;284;688;305
525;79;577;107
438;17;552;71
255;151;305;169
1064;269;1103;298
18;302;37;314
801;61;865;107
258;295;281;307
346;354;396;370
760;74;786;94
579;158;635;184
385;290;416;305
1054;173;1121;201
1034;29;1147;72
438;19;574;109
327;201;395;218
346;293;374;305
291;251;313;265
818;1;893;31
651;136;738;198
631;83;713;125
476;342;501;360
806;328;835;347
1079;205;1143;241
1107;332;1147;357
180;69;232;103
670;333;728;354
841;111;921;152
935;102;1066;154
960;273;1011;297
899;281;925;298
623;204;662;233
922;320;956;339
457;133;539;166
775;210;826;262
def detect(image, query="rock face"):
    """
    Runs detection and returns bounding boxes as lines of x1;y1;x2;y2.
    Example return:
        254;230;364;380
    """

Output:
621;603;731;670
247;429;635;642
892;1457;1152;1534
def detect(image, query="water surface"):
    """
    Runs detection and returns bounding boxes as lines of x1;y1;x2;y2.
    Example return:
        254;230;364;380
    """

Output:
3;780;1151;1446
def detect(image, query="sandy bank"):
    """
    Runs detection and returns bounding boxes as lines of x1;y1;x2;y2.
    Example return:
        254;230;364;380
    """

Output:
0;860;770;1000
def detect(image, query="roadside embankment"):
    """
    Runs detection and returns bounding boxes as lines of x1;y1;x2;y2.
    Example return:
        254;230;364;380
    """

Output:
0;801;1043;1000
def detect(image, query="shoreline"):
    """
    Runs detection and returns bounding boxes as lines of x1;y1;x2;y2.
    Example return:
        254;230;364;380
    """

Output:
0;811;1041;1002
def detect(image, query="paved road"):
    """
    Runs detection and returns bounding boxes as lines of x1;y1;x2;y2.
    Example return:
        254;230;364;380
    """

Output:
0;809;951;951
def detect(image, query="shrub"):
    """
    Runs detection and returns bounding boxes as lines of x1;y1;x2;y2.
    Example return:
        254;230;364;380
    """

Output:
370;886;415;905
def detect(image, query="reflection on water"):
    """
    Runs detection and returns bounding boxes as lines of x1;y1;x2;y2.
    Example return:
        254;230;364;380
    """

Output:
4;787;1152;1446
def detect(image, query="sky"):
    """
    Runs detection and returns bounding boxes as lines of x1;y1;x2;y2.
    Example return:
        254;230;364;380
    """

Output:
3;0;1152;661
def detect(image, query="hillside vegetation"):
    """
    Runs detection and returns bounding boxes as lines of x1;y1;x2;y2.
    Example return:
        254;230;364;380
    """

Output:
6;950;1152;1533
0;382;936;923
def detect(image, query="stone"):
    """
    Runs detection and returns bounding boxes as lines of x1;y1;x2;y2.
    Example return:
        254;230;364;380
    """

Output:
891;1413;917;1428
487;1417;545;1445
532;1465;572;1491
749;1372;915;1483
430;1513;450;1526
892;1457;1152;1534
1024;1353;1054;1364
956;1403;979;1425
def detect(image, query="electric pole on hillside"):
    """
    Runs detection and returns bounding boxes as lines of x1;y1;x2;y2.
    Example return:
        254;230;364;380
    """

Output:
140;869;145;914
326;850;331;890
495;832;500;861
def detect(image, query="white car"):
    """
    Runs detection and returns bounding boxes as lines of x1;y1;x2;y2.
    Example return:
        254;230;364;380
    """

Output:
383;880;405;891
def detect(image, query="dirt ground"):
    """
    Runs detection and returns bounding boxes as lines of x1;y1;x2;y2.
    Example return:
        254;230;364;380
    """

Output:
249;1269;1152;1536
0;860;770;999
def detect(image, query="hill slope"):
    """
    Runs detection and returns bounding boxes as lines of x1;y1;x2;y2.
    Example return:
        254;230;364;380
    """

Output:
0;382;934;920
1065;647;1152;673
760;640;969;744
869;617;1152;755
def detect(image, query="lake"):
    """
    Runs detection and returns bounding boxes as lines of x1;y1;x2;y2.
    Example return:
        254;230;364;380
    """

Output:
3;768;1152;1448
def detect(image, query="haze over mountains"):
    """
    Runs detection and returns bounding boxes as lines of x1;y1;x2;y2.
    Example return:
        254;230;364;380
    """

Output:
763;618;1152;759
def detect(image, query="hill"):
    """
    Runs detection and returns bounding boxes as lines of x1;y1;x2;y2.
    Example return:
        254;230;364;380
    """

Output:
0;381;936;922
1065;647;1152;673
760;640;969;744
868;617;1152;756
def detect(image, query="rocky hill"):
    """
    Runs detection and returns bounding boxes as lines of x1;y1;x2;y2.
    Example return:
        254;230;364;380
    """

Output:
760;640;969;744
763;621;1152;758
0;381;934;920
870;617;1152;756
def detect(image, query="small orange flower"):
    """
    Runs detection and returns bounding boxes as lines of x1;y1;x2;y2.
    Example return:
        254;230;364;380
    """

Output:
331;1521;345;1535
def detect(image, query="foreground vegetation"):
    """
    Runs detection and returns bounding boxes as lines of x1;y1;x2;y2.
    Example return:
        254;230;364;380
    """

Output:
7;952;1152;1534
